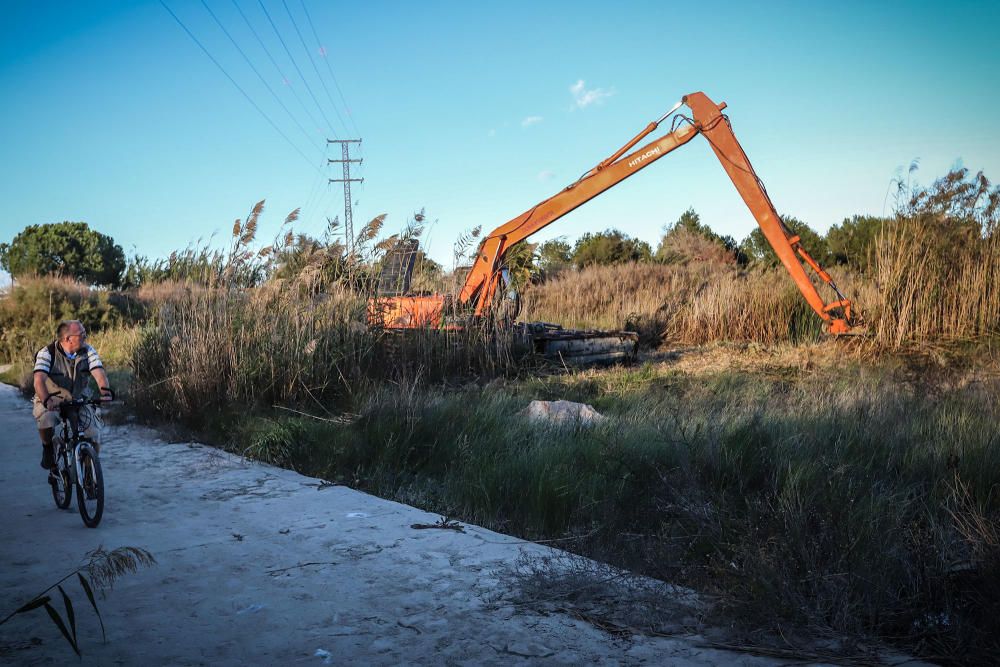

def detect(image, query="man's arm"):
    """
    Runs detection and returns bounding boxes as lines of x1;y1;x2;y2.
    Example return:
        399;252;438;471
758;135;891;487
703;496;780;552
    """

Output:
33;371;56;411
92;366;112;400
83;344;112;400
33;345;57;409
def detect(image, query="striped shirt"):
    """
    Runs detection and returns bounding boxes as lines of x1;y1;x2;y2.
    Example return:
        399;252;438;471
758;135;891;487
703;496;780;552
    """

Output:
34;343;104;375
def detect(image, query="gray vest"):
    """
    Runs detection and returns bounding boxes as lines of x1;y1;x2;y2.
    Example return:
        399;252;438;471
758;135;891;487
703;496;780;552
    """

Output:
42;341;96;400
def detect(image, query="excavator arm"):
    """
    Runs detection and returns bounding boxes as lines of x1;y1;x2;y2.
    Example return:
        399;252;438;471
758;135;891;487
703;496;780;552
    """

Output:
458;91;855;334
682;93;853;333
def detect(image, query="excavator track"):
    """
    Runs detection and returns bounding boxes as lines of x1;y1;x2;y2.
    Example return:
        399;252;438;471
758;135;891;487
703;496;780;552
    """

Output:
519;323;639;365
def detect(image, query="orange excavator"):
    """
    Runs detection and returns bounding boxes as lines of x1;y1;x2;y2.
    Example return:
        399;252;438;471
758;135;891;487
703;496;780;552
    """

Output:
372;92;858;361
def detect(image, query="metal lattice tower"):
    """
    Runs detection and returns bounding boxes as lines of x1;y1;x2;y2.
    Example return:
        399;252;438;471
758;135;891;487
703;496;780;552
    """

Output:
327;139;363;252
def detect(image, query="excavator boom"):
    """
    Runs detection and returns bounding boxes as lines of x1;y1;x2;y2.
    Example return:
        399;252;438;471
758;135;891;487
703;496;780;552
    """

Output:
374;91;856;339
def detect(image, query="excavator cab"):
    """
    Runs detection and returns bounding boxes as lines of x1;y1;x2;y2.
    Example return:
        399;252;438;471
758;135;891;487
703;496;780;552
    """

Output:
376;238;419;297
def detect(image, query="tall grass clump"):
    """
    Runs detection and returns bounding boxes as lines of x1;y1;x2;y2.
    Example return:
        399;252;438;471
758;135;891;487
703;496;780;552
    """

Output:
129;202;369;424
867;169;1000;348
370;319;529;384
131;271;376;427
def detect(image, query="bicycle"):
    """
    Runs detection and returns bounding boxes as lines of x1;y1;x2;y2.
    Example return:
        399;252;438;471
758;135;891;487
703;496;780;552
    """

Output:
48;392;113;528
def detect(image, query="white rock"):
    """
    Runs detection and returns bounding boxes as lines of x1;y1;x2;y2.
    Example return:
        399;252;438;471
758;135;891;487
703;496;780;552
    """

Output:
521;400;606;426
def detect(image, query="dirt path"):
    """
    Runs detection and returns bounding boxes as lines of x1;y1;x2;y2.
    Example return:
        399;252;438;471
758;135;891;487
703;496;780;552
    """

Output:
0;383;791;665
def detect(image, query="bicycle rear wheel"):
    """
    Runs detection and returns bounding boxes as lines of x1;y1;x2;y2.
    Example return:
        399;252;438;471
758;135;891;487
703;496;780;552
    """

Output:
49;461;72;510
76;442;104;528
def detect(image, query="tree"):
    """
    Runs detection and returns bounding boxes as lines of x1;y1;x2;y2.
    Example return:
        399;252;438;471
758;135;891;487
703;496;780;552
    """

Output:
571;229;652;268
499;241;537;291
738;216;829;267
0;222;126;287
534;238;572;277
825;215;891;270
656;208;739;265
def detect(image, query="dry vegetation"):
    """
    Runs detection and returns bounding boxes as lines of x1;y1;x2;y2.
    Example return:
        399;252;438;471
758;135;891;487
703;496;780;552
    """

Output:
867;220;1000;348
524;217;999;352
521;261;824;346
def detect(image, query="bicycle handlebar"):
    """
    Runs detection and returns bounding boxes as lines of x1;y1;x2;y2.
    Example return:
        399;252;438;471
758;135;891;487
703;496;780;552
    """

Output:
55;389;116;414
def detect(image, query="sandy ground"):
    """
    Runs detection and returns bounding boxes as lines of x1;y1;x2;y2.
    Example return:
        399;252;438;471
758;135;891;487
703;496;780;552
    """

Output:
0;383;826;666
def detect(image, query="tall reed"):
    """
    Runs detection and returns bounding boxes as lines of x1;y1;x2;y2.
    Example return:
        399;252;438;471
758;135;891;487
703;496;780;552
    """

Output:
130;277;375;424
867;220;1000;348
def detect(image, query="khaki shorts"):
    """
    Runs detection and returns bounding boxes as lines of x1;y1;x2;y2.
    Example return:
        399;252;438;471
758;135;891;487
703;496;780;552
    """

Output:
32;398;101;444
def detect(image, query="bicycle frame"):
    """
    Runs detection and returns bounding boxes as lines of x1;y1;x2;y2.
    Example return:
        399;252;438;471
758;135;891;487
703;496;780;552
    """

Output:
55;404;96;485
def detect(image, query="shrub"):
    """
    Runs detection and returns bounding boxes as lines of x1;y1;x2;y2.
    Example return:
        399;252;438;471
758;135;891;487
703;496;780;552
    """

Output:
572;229;652;268
0;276;144;363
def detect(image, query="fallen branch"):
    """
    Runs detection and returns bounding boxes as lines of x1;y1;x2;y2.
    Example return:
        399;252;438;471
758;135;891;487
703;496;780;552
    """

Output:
267;561;339;576
411;517;465;533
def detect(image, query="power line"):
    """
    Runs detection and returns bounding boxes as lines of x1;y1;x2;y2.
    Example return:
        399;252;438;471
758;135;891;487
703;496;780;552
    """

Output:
299;0;363;141
256;0;337;137
282;0;348;137
242;1;338;230
301;152;331;228
230;0;324;136
199;0;322;154
313;185;341;234
159;0;323;175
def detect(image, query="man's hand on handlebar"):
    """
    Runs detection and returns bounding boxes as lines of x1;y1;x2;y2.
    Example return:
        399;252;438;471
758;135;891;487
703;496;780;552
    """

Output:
99;387;115;402
43;395;61;412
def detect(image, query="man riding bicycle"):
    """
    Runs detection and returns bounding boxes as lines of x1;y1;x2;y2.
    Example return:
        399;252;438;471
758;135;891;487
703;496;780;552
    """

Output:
32;320;113;469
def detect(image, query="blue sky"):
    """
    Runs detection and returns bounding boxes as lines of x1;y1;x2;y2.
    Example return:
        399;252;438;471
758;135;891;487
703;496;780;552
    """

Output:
1;0;998;270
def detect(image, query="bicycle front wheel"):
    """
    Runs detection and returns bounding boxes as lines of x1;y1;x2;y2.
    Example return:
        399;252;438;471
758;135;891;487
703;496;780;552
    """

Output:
76;442;104;528
50;464;72;510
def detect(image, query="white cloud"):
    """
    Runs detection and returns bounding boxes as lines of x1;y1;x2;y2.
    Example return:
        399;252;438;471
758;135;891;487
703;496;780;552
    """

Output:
570;79;615;109
521;115;543;127
537;170;555;182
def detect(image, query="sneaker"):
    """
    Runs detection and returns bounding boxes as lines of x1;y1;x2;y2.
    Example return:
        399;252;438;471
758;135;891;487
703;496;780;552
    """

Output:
40;446;55;470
